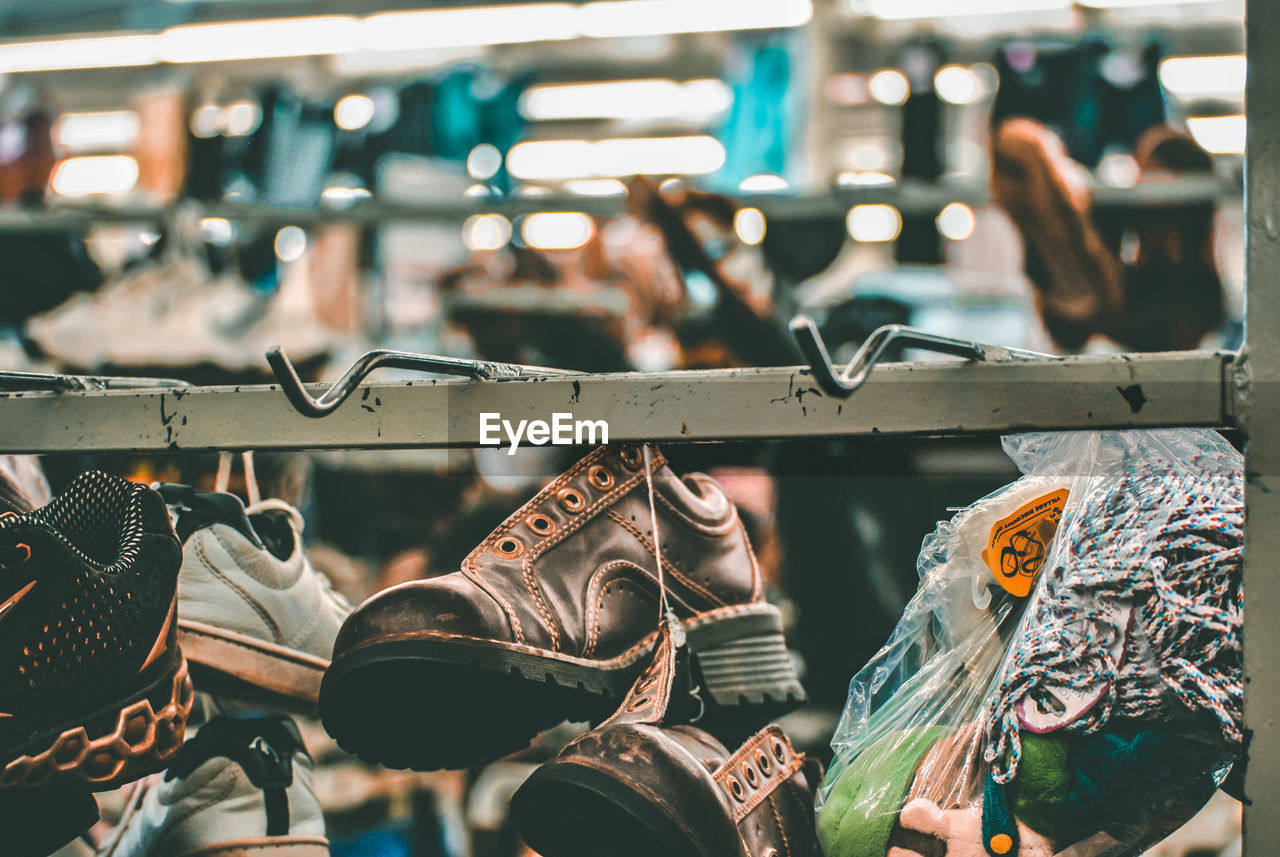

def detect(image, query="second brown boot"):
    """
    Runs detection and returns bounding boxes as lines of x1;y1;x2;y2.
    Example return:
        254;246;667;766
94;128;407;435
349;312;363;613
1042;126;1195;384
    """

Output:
320;445;804;770
510;621;821;857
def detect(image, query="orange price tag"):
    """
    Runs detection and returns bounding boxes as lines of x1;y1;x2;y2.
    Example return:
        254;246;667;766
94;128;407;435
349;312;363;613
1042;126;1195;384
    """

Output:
980;488;1069;596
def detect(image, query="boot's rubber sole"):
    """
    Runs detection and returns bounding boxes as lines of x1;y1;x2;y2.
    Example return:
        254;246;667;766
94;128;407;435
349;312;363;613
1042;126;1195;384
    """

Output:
178;837;331;857
0;657;194;791
512;760;707;857
320;603;804;770
179;620;329;709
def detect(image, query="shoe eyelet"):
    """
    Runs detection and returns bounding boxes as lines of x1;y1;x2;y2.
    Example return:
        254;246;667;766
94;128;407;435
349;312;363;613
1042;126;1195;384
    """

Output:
727;777;745;802
588;465;615;490
527;513;556;537
494;537;525;559
620;446;643;470
772;739;787;763
627;695;651;711
757;752;772;775
557;488;585;514
743;765;759;789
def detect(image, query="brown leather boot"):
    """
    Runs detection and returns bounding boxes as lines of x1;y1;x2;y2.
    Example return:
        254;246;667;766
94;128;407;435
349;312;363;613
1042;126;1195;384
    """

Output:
511;621;821;857
320;446;804;770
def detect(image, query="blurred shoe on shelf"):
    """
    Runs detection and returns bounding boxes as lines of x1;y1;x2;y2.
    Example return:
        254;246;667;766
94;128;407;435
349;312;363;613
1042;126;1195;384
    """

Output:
25;253;207;371
991;117;1125;353
511;621;821;857
96;714;328;857
0;471;192;791
320;445;805;771
157;484;351;712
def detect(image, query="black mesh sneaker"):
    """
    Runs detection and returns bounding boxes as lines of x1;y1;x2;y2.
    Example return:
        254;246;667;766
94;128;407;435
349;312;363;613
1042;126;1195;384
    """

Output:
0;471;194;791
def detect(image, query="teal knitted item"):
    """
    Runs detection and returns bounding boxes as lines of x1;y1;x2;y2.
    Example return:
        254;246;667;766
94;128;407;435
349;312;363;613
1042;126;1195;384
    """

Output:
982;773;1018;857
818;727;944;857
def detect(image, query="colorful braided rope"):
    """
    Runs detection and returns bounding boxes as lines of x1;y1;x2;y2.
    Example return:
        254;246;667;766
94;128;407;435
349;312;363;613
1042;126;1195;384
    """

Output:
983;451;1242;784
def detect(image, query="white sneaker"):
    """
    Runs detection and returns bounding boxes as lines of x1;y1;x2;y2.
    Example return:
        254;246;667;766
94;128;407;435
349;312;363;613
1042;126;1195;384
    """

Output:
156;485;351;710
97;713;328;857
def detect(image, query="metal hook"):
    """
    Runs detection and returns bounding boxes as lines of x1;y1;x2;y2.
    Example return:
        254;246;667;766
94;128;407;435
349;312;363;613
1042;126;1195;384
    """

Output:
789;316;1058;399
267;346;580;418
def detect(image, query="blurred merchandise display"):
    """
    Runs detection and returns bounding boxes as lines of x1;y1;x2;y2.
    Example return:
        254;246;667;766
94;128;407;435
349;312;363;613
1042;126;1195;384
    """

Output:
0;2;1256;857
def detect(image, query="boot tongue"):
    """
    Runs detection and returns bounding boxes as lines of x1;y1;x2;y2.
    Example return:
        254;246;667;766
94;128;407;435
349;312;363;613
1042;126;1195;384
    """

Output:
155;483;263;548
603;617;703;728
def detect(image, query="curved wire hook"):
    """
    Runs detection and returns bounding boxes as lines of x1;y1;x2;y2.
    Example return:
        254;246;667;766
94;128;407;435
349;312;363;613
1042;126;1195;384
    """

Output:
789;315;1058;399
267;346;578;418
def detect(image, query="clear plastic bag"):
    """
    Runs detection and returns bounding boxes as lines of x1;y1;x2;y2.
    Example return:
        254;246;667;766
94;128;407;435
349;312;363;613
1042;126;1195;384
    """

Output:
817;429;1243;857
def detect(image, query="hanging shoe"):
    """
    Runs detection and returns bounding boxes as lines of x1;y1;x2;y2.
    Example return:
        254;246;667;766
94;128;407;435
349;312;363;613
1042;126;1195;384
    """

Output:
320;445;805;770
1112;125;1225;351
511;620;822;857
991;118;1125;352
0;471;193;791
156;484;351;712
96;713;328;857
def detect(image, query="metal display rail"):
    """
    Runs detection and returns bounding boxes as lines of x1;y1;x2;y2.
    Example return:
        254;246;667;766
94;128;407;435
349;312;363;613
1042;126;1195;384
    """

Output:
0;350;1234;453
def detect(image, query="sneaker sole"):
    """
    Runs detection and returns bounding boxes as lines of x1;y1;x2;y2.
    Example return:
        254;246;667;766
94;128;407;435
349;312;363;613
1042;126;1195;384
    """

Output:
176;838;330;857
0;656;194;791
320;602;805;770
178;620;329;712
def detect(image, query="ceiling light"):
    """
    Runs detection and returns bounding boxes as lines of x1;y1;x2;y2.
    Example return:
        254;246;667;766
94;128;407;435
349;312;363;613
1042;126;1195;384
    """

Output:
157;16;357;63
734;207;766;245
274;226;307;262
935;65;981;105
335;94;376;131
190;105;221;138
200;217;238;246
222;101;261;137
521;212;595;250
467;144;503;180
565;178;628;196
578;0;811;38
849;0;1069;18
321;185;373;205
936;202;976;241
837;171;896;187
846;204;902;242
50;155;139;195
53;111;139;152
0;34;158;73
869;70;910;106
739;174;789;194
463;214;513;251
0;0;811;75
519;78;732;122
1186;115;1245;154
1159;55;1246;99
362;4;579;51
507;136;725;180
1078;0;1221;6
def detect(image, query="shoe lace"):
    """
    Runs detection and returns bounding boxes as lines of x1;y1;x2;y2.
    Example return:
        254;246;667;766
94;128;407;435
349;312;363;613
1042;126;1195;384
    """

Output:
983;453;1243;784
641;444;683;641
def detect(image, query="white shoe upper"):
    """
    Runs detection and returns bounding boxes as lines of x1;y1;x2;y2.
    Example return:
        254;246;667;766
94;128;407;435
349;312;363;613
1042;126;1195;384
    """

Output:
98;714;326;857
161;486;351;662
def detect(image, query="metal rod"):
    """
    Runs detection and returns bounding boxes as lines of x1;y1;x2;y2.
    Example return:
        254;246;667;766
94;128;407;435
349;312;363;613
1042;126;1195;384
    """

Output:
1241;0;1277;851
266;346;577;418
789;317;1057;398
0;352;1228;453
